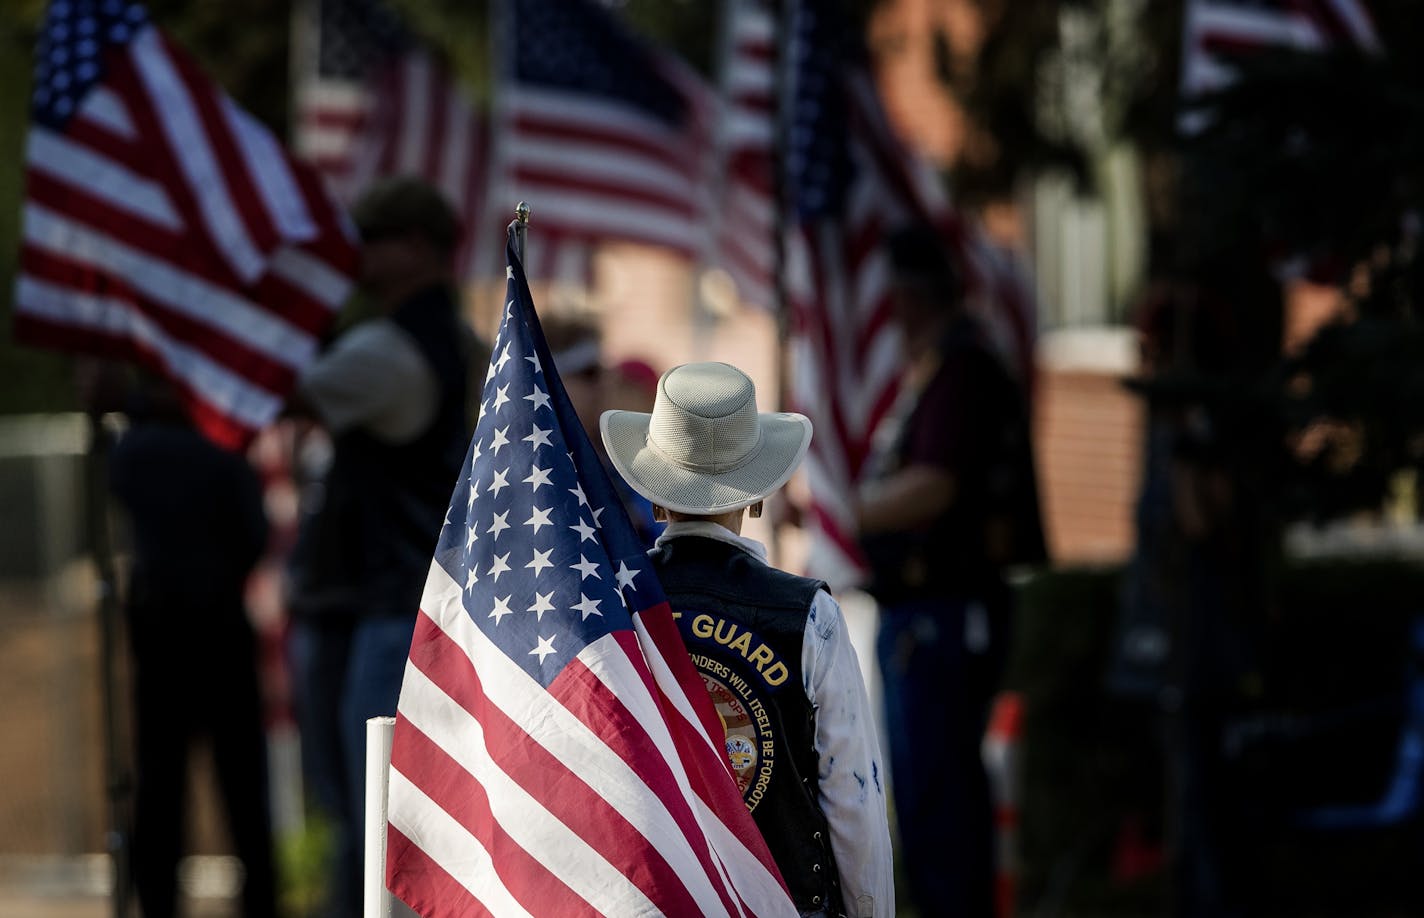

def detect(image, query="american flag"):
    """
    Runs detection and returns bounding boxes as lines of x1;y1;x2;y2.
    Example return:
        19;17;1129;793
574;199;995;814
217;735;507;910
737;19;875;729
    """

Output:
495;0;716;265
14;0;358;450
714;1;1037;588
1180;0;1381;133
385;229;797;917
713;0;778;311
781;2;970;587
294;0;488;279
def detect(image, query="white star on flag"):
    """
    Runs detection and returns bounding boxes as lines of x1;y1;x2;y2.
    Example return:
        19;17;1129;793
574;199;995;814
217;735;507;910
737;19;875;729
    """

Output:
615;561;640;592
488;594;513;625
525;506;554;532
529;633;557;663
572;593;603;621
488;552;512;582
526;590;556;619
526;547;555;577
524;424;553;449
571;555;601;580
525;386;551;410
570;517;597;543
488;509;511;539
524;465;553;491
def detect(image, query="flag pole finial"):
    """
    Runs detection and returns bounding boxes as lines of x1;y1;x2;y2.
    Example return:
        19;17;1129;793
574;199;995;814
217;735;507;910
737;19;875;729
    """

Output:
510;202;531;262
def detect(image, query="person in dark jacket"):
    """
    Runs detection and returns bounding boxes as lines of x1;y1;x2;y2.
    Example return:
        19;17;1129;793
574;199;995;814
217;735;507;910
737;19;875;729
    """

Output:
602;361;893;918
286;177;475;917
110;377;277;918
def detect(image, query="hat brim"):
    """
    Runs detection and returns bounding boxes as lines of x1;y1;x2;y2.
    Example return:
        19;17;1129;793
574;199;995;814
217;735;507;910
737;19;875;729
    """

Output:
600;409;812;515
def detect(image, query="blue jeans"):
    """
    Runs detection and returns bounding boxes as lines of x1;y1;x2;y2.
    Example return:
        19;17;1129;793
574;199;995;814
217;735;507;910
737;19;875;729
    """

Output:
292;613;416;917
877;592;1008;918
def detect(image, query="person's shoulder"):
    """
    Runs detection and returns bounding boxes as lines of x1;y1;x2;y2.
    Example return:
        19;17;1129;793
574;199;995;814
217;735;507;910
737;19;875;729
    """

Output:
335;318;412;354
737;551;827;604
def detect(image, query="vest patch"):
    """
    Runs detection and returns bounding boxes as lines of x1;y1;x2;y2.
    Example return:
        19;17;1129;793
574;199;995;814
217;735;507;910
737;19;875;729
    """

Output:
686;612;790;686
690;651;777;811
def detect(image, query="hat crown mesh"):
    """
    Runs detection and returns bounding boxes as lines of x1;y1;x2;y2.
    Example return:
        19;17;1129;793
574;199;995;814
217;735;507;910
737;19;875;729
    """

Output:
648;364;764;475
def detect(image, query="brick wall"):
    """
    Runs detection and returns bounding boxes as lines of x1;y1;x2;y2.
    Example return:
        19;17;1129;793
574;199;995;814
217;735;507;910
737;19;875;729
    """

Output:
1033;332;1143;565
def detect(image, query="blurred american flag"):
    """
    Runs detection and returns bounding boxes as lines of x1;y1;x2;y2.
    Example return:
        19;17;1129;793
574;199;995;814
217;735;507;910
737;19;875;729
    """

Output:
495;0;716;269
713;0;779;311
779;0;1038;588
1180;0;1381;133
294;0;488;278
15;0;358;450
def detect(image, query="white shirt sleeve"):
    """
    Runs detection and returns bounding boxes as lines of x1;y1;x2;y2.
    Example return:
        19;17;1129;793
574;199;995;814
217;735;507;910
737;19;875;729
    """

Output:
803;591;895;918
296;320;437;443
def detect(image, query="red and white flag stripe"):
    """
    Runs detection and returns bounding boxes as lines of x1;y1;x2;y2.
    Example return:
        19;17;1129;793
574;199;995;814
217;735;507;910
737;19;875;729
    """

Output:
714;0;778;310
1181;0;1381;132
300;49;489;281
388;562;792;917
15;24;356;449
499;88;714;261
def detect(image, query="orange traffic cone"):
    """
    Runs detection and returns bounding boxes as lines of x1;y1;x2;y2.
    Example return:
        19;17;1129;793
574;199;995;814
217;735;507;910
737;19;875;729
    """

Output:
982;690;1026;918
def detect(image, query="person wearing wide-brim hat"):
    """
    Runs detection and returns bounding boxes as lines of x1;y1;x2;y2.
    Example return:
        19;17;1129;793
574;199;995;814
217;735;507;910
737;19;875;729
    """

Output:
602;362;894;918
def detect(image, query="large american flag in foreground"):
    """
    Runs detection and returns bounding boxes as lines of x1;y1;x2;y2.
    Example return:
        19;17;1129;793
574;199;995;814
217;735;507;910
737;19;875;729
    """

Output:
385;230;796;917
14;0;358;450
295;0;488;279
497;0;715;269
781;1;1038;588
1180;0;1380;133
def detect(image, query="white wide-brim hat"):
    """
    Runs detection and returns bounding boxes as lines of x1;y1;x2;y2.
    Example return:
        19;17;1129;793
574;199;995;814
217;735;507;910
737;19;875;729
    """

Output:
600;362;812;515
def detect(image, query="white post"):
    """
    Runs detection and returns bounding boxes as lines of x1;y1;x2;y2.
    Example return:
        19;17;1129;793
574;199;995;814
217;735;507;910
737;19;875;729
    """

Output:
364;716;397;918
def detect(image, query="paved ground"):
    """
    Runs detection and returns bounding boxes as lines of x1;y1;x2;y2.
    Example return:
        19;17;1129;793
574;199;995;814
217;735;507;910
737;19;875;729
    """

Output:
0;855;240;918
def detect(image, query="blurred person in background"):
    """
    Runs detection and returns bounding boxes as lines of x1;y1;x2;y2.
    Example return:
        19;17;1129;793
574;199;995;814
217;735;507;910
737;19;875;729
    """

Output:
108;372;277;918
856;225;1047;917
285;176;475;917
541;315;663;546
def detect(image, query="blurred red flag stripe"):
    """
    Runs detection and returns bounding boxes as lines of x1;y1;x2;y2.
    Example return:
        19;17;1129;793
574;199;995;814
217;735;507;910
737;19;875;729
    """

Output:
15;0;357;450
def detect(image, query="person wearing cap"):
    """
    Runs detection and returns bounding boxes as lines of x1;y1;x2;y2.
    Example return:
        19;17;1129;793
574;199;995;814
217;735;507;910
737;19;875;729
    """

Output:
602;362;894;918
285;176;482;917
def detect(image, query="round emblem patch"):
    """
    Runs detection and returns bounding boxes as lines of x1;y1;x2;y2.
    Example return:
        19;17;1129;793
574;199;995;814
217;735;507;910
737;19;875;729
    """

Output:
697;666;776;811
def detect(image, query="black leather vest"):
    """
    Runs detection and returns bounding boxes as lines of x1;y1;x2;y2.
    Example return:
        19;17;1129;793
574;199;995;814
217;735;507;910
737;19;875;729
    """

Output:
291;285;469;619
651;535;845;916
